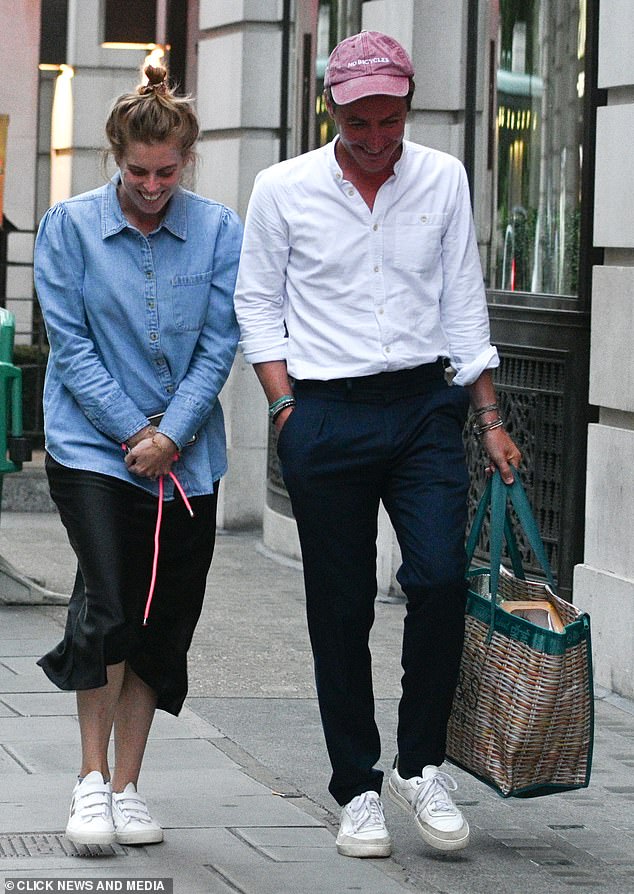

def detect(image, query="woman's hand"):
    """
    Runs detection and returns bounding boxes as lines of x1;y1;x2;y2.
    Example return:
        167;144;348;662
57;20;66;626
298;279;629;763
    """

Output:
124;432;178;479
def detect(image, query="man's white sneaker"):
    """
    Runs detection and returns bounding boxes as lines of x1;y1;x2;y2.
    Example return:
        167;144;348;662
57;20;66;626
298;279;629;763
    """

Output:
335;790;392;858
65;771;115;846
388;765;470;851
112;783;163;845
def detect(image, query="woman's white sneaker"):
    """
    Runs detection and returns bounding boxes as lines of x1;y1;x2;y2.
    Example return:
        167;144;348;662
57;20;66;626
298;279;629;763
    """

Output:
112;783;163;845
388;765;470;851
65;771;115;846
336;790;392;858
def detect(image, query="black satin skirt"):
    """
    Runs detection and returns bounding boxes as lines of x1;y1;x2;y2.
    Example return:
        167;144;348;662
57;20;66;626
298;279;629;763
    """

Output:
38;456;218;715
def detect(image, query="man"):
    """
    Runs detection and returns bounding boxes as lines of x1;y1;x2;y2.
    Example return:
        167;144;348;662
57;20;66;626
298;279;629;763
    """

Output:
234;31;521;858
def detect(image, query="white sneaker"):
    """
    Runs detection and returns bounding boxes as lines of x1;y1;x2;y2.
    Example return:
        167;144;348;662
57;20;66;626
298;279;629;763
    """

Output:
388;765;470;851
65;771;115;846
335;790;392;858
112;782;163;845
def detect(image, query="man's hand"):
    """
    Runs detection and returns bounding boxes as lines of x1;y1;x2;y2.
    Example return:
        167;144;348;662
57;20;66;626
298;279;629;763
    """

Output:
273;405;295;432
481;427;522;484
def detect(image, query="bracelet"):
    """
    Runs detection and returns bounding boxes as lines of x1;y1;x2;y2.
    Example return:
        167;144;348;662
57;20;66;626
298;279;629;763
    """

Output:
151;433;175;453
268;394;295;419
270;398;296;423
472;403;499;419
473;418;504;437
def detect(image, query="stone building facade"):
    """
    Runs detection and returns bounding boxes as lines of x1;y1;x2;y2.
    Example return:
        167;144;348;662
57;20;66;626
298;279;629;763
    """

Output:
1;0;632;698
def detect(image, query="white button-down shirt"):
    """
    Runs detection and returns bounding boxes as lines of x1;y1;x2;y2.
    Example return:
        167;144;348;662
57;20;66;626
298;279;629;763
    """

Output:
234;138;498;386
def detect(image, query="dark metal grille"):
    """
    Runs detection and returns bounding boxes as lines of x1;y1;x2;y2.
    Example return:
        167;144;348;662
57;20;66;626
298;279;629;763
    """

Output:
466;351;565;582
0;832;135;858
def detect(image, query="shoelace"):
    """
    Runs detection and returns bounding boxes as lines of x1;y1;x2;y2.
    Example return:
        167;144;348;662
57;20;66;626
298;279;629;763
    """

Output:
348;792;385;832
413;771;459;816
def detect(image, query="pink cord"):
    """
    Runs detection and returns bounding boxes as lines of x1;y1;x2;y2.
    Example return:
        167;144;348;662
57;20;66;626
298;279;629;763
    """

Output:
143;475;164;625
169;470;194;517
142;466;195;626
121;445;195;625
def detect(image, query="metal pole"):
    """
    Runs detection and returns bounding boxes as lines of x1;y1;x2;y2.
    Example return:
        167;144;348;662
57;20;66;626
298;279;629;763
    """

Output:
464;0;479;205
279;0;292;161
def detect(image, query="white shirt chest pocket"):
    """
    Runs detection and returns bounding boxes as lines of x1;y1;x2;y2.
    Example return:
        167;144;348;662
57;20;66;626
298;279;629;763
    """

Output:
391;212;445;273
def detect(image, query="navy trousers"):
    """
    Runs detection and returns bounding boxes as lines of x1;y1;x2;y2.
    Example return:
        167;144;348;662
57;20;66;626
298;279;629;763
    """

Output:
277;363;470;806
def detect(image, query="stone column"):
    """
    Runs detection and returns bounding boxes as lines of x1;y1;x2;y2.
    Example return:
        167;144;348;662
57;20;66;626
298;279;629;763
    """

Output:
573;0;634;698
195;1;285;529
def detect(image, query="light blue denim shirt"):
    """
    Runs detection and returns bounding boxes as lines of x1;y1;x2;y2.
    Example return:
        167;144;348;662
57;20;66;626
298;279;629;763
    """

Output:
34;177;242;499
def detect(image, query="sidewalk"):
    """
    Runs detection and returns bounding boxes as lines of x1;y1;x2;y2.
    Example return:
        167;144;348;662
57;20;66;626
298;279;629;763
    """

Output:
1;512;634;893
0;512;410;894
0;608;412;894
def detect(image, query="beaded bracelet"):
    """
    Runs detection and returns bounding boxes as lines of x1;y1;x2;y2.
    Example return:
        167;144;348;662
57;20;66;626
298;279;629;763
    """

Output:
269;395;296;423
271;400;296;423
268;394;294;417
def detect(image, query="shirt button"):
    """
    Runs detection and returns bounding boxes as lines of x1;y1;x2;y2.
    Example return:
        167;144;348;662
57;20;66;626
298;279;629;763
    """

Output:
385;346;391;354
148;301;155;309
373;224;379;231
374;266;380;273
166;385;174;394
149;332;158;342
378;308;384;315
420;215;428;223
146;270;154;278
347;188;354;196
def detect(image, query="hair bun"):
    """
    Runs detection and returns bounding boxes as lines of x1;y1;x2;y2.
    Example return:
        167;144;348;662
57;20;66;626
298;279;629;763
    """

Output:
138;64;169;96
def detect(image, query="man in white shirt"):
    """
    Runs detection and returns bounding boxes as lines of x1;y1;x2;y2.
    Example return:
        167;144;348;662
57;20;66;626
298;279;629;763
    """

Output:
234;30;521;859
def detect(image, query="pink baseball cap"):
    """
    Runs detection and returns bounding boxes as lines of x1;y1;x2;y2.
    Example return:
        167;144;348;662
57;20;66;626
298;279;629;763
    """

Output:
324;31;415;105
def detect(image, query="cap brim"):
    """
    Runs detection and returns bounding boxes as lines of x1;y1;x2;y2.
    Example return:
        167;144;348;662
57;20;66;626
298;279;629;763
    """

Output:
329;74;410;105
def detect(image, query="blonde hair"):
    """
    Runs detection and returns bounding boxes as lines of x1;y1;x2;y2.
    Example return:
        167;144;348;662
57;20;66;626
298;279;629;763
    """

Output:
105;65;199;164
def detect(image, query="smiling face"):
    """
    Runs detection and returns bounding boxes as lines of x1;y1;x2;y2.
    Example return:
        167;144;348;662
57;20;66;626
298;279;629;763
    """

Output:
116;139;189;232
328;93;408;180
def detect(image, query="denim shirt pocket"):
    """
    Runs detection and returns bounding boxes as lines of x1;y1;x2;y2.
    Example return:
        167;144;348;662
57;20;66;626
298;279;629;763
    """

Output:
392;212;446;273
170;270;214;331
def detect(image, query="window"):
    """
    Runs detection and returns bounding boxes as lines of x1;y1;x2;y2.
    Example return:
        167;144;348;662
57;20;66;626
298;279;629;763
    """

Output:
40;0;68;65
489;1;586;297
104;0;156;45
314;1;338;147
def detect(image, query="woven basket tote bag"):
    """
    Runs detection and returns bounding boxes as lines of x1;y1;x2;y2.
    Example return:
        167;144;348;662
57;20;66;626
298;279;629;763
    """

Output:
446;469;594;798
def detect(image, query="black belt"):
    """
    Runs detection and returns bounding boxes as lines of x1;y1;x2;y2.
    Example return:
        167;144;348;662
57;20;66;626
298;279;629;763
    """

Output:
293;360;446;397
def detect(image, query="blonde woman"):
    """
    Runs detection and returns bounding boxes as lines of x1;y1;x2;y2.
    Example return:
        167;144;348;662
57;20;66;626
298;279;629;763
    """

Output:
34;66;242;847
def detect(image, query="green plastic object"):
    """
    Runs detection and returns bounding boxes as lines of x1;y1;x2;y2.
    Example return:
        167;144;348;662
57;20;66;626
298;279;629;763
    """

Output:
0;307;14;362
0;308;28;474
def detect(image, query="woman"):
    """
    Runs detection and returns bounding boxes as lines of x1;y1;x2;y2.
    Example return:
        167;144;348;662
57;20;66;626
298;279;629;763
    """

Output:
34;65;242;847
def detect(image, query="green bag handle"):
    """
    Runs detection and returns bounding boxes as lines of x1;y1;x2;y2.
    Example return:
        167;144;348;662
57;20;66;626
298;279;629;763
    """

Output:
466;476;524;578
468;468;557;633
